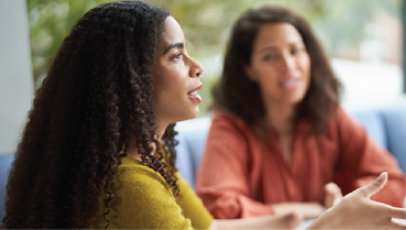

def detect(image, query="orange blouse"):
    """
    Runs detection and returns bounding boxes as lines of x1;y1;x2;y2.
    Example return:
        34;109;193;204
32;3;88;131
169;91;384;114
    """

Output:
196;107;406;219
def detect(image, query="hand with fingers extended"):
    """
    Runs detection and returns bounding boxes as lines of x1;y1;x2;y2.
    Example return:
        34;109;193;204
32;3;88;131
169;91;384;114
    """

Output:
308;172;406;229
270;182;344;221
324;182;343;209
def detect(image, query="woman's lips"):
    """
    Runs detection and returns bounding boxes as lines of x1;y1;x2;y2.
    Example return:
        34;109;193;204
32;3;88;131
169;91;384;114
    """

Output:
188;84;203;103
279;78;300;89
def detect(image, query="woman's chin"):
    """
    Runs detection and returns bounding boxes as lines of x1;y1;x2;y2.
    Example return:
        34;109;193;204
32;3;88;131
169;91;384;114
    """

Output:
173;108;200;123
185;108;200;121
188;109;200;120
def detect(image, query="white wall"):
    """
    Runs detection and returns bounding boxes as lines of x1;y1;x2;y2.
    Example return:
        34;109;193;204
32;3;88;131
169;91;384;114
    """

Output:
332;58;404;107
0;0;34;154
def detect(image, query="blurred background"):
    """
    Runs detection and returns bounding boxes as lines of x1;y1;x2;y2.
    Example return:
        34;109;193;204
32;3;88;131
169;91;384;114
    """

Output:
0;0;405;153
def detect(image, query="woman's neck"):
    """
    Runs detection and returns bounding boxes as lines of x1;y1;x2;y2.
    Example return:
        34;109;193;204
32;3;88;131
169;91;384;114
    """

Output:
127;143;143;161
264;102;297;165
265;102;295;136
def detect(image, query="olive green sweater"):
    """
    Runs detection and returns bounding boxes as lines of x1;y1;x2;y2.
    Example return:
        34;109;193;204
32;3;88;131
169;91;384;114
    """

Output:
90;156;213;229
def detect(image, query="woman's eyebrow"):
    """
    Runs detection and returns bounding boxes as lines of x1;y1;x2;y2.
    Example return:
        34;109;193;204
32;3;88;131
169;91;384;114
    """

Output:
163;42;184;54
255;46;277;54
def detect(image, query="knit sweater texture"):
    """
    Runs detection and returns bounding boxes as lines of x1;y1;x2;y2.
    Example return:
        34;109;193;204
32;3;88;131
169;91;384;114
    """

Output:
91;156;213;229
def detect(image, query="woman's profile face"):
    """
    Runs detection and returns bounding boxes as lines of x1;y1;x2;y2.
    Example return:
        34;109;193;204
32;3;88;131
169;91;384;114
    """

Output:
152;16;203;128
245;22;311;108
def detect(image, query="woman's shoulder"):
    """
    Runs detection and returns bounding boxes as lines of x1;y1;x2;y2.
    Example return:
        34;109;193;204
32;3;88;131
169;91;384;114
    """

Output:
212;109;250;130
213;109;241;120
324;105;367;138
117;156;172;192
329;105;360;126
90;156;193;229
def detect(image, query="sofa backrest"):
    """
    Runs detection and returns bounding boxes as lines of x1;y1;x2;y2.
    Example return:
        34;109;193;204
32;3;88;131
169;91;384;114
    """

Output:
349;103;406;173
175;117;211;188
380;105;406;170
0;103;405;221
175;104;406;189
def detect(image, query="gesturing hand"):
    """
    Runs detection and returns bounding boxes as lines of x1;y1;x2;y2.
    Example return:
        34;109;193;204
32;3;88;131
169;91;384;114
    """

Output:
309;172;406;229
324;182;343;209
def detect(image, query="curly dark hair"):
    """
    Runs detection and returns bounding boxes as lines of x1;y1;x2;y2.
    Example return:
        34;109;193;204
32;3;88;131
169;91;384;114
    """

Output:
213;5;341;134
2;1;180;228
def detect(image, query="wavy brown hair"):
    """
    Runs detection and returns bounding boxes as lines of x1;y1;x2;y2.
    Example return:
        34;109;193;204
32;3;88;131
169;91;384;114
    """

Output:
2;1;180;228
213;5;341;134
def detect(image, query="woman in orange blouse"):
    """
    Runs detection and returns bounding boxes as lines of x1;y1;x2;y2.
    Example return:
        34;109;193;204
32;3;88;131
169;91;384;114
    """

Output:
3;1;405;229
196;4;406;222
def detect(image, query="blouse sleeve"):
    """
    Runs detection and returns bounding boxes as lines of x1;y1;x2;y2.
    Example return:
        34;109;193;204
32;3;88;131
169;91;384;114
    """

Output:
333;107;406;207
107;165;194;229
196;112;274;219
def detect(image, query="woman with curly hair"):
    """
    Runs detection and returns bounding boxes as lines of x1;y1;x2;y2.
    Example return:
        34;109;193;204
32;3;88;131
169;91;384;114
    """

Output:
196;4;406;221
3;1;198;228
2;1;406;229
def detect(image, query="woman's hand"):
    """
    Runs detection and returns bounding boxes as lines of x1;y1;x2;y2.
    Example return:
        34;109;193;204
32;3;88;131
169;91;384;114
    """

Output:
324;182;343;209
308;172;406;229
272;202;325;220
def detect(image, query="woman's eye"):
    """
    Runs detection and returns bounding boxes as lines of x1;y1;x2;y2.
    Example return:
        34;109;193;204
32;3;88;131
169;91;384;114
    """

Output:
291;46;305;55
263;54;277;61
171;53;182;61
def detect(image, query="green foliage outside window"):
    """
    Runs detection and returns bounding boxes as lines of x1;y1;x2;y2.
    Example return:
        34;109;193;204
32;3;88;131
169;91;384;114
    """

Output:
27;0;401;115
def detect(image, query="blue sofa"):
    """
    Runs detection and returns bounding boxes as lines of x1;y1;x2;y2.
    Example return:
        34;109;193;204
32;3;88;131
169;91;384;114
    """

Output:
0;152;14;221
175;102;406;189
1;101;406;220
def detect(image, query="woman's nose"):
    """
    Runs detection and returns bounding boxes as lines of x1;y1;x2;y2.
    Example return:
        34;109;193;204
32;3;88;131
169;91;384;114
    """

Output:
280;54;296;71
190;58;203;78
